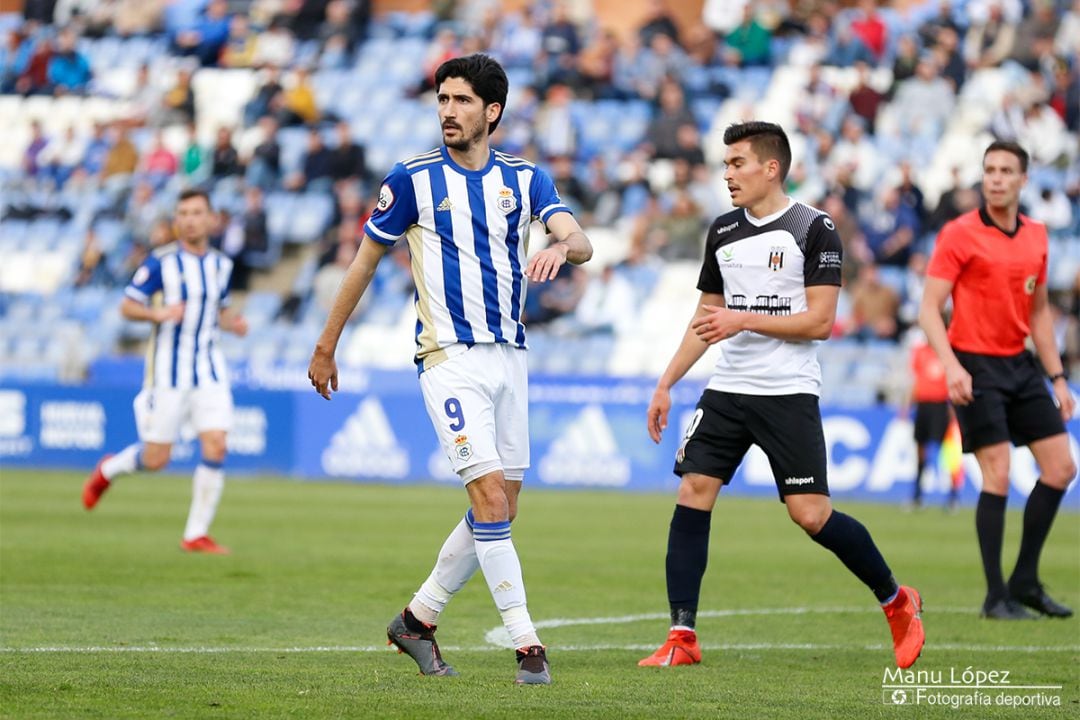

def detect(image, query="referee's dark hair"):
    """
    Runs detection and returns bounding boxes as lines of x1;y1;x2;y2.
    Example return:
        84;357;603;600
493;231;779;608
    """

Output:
983;140;1029;173
723;121;792;181
178;187;212;209
435;53;509;134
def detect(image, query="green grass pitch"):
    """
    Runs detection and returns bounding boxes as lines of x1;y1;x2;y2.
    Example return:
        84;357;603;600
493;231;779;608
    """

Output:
1;470;1077;719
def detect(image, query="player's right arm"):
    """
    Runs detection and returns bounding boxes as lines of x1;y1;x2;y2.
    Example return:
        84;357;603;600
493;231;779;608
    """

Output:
648;292;723;443
309;163;417;400
121;254;183;324
309;237;391;400
918;221;973;405
120;297;184;324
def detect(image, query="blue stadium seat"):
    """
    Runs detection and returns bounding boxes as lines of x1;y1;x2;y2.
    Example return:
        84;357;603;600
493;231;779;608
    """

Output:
264;192;297;244
288;193;334;244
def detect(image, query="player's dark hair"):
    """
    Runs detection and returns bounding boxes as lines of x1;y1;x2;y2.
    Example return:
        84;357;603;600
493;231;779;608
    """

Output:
723;121;792;181
983;140;1028;173
434;53;509;134
177;187;212;209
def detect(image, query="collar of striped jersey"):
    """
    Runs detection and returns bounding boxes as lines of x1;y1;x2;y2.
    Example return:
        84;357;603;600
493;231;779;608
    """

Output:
440;145;497;177
978;206;1023;238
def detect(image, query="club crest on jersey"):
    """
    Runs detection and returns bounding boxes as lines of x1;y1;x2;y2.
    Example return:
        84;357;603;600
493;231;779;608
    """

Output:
496;187;517;215
454;433;473;461
1025;275;1037;294
377;184;395;212
768;247;784;272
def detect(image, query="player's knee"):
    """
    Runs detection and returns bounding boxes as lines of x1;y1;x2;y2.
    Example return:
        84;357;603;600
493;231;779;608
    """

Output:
468;479;510;521
676;474;719;509
141;448;170;471
1044;457;1078;489
788;503;829;534
200;437;227;463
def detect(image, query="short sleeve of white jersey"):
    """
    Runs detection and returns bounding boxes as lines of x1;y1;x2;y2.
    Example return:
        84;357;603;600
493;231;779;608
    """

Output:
529;168;570;225
803;215;843;286
366;162;419;245
125;255;163;304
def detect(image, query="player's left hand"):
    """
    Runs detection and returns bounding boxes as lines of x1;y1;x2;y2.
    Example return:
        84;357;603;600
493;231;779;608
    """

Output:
1052;380;1075;422
525;243;568;282
229;314;248;337
693;305;744;344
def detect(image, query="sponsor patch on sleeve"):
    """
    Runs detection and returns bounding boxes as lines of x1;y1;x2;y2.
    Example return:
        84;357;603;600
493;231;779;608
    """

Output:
132;266;149;286
819;250;842;269
377;184;395;212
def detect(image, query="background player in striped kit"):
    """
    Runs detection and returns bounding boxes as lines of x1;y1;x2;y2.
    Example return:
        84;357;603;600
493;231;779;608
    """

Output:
83;189;248;555
307;54;592;684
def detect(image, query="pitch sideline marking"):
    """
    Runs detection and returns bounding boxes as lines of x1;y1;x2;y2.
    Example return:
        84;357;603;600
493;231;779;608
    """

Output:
0;643;1076;654
483;605;976;647
2;606;1077;654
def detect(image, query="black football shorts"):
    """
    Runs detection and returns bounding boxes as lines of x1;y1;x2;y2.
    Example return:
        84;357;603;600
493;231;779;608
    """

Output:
674;390;829;502
953;349;1067;453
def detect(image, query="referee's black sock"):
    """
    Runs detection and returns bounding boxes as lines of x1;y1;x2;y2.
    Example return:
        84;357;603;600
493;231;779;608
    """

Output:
1009;481;1065;592
666;504;712;629
811;511;898;603
976;491;1009;601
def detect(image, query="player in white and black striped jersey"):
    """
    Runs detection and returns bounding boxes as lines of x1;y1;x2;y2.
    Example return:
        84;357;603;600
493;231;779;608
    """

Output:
639;121;925;671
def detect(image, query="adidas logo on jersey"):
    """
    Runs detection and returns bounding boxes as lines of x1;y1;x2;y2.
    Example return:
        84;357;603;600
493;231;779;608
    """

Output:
321;397;409;478
436;197;453;212
538;405;630;486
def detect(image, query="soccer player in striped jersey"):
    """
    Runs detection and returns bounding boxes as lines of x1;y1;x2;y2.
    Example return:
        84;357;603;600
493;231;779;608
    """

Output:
308;54;592;684
83;189;249;555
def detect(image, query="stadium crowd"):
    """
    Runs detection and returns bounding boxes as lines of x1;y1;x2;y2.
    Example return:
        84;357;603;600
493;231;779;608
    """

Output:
1;0;1079;393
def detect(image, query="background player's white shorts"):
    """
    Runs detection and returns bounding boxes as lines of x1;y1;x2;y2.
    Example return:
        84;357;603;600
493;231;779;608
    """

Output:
133;384;234;444
419;343;529;484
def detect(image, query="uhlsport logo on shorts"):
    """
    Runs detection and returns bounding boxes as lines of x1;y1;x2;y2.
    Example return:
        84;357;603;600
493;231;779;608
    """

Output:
881;666;1062;709
321;397;409;478
538;404;630;486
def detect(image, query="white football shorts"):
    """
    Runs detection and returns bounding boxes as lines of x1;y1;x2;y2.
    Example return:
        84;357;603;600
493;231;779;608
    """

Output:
133;384;234;444
419;343;529;484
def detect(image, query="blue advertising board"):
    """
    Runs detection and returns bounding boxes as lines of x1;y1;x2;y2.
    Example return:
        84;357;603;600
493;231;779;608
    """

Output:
2;373;1077;508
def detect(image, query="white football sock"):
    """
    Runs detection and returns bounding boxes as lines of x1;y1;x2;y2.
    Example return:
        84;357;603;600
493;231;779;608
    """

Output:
473;521;540;649
101;443;143;481
411;515;480;624
182;462;224;541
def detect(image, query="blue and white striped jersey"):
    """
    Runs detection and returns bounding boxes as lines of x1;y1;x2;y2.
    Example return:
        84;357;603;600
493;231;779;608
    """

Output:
125;243;233;390
365;146;571;372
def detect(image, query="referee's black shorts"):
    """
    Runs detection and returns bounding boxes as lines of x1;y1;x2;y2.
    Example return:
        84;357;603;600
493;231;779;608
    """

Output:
914;401;949;445
674;390;829;502
953;349;1066;453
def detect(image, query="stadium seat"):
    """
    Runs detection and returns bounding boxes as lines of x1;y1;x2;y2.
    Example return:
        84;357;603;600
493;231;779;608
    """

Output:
288;193;334;244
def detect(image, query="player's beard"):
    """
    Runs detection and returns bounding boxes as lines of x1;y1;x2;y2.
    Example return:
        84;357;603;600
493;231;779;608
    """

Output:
443;120;486;153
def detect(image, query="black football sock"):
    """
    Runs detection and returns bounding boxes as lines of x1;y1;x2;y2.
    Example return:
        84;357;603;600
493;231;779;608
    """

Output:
1009;481;1065;592
913;458;925;503
666;504;712;629
975;491;1008;601
811;511;898;603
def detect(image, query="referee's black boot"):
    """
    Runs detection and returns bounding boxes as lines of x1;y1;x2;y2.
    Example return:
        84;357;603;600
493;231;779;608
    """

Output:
980;596;1037;620
1008;583;1074;618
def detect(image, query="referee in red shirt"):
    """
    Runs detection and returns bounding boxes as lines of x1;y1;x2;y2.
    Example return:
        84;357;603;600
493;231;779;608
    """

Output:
919;141;1076;620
